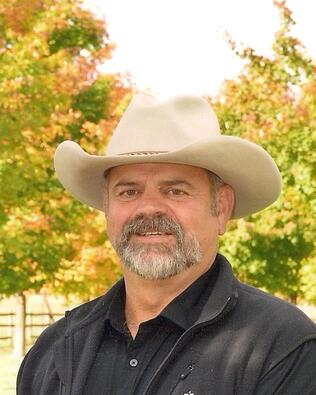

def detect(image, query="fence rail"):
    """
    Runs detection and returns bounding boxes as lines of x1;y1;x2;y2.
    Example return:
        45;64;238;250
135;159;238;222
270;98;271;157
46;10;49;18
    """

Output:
0;312;64;342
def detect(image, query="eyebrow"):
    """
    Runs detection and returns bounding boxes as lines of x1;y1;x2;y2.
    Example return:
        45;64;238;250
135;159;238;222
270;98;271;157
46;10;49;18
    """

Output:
112;179;194;190
159;179;194;189
112;181;139;189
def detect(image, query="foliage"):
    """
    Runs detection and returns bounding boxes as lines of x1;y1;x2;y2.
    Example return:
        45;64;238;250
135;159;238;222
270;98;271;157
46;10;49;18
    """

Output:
214;1;316;303
0;0;130;300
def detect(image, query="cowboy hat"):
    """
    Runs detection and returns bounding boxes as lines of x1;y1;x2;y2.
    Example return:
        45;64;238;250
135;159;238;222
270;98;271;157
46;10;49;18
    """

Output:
54;93;281;218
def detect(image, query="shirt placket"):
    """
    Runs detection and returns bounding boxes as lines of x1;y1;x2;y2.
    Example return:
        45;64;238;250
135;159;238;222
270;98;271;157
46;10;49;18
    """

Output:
118;330;148;393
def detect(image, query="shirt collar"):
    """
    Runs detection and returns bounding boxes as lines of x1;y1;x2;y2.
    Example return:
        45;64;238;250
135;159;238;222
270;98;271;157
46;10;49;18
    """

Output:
105;257;220;332
105;280;127;334
160;257;219;329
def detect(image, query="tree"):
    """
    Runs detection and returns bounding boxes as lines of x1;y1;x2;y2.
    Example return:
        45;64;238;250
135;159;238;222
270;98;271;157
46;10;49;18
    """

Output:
0;0;130;355
212;0;315;303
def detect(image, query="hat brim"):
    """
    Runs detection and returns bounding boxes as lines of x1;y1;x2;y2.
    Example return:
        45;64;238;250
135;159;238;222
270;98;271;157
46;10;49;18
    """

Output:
54;137;281;219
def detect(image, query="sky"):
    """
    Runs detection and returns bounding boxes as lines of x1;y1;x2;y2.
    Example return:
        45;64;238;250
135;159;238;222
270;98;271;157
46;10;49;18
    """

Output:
83;0;316;99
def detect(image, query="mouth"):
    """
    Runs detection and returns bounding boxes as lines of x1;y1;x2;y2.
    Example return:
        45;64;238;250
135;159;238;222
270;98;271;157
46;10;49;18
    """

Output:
131;231;175;243
136;231;173;236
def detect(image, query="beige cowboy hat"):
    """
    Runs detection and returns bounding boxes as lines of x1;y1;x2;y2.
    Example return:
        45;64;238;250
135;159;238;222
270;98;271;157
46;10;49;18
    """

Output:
54;93;281;218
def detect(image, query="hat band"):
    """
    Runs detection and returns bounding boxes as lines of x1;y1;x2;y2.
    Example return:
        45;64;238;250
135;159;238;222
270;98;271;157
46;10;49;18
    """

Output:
118;151;168;156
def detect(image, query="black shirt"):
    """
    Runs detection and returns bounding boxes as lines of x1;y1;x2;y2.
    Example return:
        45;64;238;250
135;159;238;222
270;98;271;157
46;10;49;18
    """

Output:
84;260;220;394
17;254;316;395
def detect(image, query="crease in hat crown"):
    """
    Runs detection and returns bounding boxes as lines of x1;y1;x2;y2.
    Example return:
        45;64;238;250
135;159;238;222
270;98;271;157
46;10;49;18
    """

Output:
54;92;282;219
105;93;221;156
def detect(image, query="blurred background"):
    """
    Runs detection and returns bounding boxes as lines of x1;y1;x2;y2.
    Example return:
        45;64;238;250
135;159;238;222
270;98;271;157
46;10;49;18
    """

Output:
0;0;315;393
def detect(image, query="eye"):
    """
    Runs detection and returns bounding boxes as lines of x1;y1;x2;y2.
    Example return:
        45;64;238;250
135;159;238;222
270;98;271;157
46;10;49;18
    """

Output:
167;188;187;196
119;189;138;198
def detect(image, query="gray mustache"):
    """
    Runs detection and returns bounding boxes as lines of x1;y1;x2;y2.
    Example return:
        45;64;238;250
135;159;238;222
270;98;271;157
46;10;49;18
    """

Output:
120;215;184;243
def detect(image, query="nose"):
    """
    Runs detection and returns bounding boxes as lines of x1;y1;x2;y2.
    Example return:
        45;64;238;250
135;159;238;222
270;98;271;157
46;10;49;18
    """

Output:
134;188;168;217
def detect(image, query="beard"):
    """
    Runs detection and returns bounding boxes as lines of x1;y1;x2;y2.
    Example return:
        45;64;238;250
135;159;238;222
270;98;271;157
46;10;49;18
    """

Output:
112;214;202;280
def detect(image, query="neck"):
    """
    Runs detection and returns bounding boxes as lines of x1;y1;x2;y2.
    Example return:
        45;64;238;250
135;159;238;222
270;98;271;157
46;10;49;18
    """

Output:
123;254;216;337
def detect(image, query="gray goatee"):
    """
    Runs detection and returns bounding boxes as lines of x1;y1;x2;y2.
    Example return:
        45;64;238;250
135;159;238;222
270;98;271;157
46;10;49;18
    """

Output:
112;214;202;280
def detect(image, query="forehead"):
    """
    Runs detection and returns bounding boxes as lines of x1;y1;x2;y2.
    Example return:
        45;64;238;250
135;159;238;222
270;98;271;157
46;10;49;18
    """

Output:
107;163;209;184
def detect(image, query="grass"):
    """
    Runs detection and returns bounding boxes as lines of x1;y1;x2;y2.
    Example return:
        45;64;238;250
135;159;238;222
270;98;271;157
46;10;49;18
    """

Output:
0;344;22;395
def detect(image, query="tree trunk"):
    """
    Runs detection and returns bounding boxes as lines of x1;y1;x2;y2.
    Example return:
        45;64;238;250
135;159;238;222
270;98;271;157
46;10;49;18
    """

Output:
13;292;26;358
289;293;297;305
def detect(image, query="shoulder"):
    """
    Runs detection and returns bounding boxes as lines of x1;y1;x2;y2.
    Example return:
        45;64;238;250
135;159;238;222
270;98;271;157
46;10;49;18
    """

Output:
237;281;314;324
235;280;316;348
31;280;123;347
18;295;103;366
32;295;104;345
217;254;316;335
17;284;122;393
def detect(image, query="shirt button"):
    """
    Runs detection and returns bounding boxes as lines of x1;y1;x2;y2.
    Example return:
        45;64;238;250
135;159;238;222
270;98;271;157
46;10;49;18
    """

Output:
129;358;138;367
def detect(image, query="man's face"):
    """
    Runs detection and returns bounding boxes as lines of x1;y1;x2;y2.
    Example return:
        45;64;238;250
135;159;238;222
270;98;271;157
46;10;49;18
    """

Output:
105;163;230;280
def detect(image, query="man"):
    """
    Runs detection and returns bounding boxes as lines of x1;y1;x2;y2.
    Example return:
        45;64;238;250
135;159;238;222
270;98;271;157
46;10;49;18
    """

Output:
17;94;316;394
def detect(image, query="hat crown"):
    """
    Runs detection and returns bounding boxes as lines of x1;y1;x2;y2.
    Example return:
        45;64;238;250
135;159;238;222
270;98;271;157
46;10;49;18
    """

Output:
106;94;221;155
54;93;281;218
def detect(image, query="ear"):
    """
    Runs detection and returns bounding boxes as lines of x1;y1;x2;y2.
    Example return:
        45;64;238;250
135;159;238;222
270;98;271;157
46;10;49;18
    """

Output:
216;185;235;235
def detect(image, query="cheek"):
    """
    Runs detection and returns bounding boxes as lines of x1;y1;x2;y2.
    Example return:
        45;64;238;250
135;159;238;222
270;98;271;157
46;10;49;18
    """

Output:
183;209;219;246
174;204;213;235
106;204;132;238
105;206;118;240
